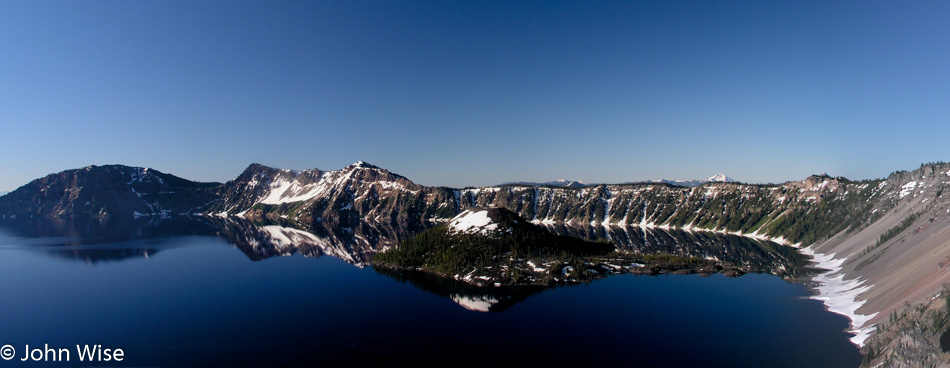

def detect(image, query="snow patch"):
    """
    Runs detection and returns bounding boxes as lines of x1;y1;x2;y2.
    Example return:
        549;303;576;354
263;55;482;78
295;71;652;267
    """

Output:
448;210;499;235
259;178;325;205
900;181;918;199
526;260;547;273
799;247;877;347
450;294;499;312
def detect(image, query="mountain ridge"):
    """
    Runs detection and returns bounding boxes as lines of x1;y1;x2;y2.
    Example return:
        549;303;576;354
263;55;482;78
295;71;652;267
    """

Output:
0;164;220;219
0;161;910;236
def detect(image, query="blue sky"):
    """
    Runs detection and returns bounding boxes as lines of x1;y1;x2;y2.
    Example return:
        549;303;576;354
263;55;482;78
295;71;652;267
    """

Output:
2;1;949;191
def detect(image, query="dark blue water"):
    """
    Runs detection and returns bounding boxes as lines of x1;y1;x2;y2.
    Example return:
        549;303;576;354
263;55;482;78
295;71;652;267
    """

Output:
0;222;861;367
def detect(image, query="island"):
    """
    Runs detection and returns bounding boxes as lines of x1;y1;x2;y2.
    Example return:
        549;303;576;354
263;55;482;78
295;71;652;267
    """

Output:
372;208;743;286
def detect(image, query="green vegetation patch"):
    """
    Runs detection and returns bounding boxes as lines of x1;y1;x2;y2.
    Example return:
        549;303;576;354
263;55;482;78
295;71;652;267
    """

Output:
373;214;614;278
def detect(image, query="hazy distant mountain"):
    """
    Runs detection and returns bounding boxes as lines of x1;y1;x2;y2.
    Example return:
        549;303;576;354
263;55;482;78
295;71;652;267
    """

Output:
505;174;736;188
501;179;591;187
640;173;737;187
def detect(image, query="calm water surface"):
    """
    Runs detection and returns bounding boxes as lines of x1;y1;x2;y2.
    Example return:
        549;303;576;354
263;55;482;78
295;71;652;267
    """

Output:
0;220;861;367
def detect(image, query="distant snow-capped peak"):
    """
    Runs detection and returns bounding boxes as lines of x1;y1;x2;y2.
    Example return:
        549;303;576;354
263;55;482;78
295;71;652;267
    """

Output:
646;173;736;187
547;179;586;187
706;173;735;183
349;161;379;169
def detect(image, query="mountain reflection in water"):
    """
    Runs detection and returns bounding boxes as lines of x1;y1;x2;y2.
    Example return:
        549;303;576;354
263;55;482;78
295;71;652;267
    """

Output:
0;217;808;310
0;216;409;266
543;223;808;277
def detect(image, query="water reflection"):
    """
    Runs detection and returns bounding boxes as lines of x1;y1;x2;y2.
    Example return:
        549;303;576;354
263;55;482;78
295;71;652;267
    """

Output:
0;216;218;246
0;217;861;366
0;217;219;264
373;267;547;312
0;217;808;311
0;217;806;274
205;217;406;266
544;224;808;278
0;216;412;267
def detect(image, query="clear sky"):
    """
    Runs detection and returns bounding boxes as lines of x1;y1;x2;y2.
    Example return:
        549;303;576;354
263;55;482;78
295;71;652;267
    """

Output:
2;1;949;191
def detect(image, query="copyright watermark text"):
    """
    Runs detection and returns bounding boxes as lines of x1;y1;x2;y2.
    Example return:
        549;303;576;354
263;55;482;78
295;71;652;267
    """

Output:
0;344;123;363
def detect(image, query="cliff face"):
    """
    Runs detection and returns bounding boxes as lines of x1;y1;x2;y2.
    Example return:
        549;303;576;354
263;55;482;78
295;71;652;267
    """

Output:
458;174;880;246
859;289;950;367
206;161;460;231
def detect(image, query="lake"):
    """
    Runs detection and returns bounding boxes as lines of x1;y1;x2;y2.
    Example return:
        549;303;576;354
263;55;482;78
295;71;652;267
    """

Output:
0;218;861;367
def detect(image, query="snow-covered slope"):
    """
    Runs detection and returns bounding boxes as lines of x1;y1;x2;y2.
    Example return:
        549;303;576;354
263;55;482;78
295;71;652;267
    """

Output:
448;209;501;234
208;161;460;229
804;163;950;346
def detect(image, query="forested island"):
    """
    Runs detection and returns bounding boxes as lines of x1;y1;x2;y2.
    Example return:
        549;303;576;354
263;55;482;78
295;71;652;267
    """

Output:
372;208;748;286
